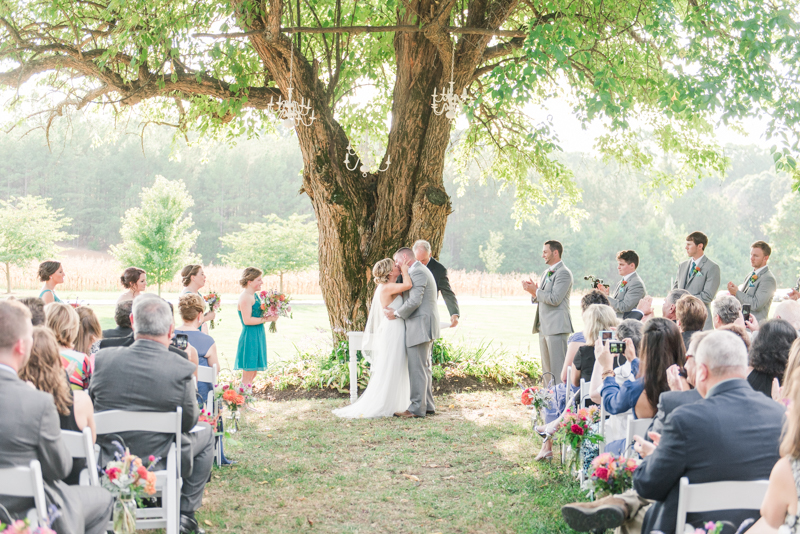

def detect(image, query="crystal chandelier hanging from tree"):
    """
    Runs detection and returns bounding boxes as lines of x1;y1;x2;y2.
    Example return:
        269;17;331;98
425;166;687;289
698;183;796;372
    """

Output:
344;134;391;177
269;34;315;129
432;40;468;119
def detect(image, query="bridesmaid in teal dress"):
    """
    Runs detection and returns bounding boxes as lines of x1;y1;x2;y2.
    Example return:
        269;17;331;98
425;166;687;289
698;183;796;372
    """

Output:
235;267;277;386
38;260;65;304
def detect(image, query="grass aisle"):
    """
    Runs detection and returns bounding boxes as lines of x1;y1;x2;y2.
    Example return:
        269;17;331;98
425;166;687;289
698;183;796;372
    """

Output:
199;390;583;533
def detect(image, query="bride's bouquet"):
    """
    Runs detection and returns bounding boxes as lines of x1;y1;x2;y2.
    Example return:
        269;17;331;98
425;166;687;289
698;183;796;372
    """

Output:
258;289;293;333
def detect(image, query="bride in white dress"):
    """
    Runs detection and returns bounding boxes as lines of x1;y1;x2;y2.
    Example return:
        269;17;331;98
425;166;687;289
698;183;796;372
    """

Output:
333;258;413;419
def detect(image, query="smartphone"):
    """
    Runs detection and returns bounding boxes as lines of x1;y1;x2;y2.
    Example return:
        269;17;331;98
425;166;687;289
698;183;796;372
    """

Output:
742;304;751;323
678;367;688;378
171;333;189;351
600;331;614;343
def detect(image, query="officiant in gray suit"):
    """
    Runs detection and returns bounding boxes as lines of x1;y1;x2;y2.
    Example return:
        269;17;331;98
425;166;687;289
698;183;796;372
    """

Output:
727;240;777;324
598;250;647;319
674;231;721;330
386;247;441;418
523;240;574;384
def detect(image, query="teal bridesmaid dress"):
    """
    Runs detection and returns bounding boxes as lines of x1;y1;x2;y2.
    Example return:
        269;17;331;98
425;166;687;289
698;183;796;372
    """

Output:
234;294;267;371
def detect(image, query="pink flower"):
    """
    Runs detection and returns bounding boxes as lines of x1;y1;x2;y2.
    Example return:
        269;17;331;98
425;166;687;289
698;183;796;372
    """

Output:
594;467;609;481
570;424;584;436
705;522;717;531
148;455;155;463
106;467;121;481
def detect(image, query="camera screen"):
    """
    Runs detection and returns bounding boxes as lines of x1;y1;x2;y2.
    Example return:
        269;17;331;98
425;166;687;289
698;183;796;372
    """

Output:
608;341;625;354
172;334;188;351
601;331;613;341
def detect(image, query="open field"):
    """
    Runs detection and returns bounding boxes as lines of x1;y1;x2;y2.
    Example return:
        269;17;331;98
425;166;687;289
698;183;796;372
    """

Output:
199;390;583;533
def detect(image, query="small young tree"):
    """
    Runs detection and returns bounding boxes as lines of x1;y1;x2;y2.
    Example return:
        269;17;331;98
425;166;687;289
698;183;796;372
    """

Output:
110;176;199;295
0;196;74;293
219;214;318;293
765;192;800;285
479;232;506;298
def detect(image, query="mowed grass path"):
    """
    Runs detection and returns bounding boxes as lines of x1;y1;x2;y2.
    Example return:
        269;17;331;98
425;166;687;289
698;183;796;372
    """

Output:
198;390;583;533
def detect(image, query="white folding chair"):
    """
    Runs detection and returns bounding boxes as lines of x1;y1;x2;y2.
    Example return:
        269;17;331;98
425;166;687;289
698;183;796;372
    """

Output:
61;427;100;486
94;408;183;534
196;364;220;465
598;402;607;455
0;459;48;524
624;415;654;458
675;476;769;534
579;378;592;408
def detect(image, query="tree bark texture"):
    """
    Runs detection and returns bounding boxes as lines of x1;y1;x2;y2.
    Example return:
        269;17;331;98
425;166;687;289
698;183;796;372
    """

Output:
236;0;519;332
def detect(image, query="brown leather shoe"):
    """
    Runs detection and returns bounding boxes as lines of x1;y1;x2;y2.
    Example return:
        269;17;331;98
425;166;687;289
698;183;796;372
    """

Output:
394;410;421;418
561;496;628;532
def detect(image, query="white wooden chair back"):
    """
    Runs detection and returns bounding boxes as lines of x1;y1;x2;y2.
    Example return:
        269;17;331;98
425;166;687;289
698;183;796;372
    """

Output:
624;415;654;458
675;476;769;534
195;363;220;465
598;402;607;455
347;332;364;404
0;460;48;524
61;427;100;486
94;408;183;534
579;378;591;407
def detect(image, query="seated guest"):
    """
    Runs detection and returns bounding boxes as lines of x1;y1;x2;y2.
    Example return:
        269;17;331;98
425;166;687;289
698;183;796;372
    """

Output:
594;318;685;454
89;295;213;534
661;288;691;322
633;330;785;533
560;290;610;383
102;300;133;340
571;304;619;387
756;366;800;531
19;327;96;486
118;266;146;303
778;339;800;401
676;294;707;349
75;306;102;356
712;294;744;329
775;300;800;333
0;301;112;534
175;294;221;405
45;302;92;390
747;319;798;398
17;296;46;326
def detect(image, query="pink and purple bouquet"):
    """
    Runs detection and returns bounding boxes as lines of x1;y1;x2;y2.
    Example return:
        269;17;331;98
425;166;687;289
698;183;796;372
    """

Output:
0;520;56;534
259;289;293;333
589;453;637;497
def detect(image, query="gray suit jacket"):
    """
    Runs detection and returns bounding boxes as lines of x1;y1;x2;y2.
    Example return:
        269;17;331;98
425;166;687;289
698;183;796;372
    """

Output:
635;379;784;534
532;262;574;336
394;261;441;347
89;339;198;471
735;266;777;324
608;271;646;318
0;370;87;533
674;256;721;330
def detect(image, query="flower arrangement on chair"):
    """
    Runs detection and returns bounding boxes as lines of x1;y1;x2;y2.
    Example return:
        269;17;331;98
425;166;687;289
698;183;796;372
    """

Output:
215;379;255;433
99;442;160;534
587;453;637;498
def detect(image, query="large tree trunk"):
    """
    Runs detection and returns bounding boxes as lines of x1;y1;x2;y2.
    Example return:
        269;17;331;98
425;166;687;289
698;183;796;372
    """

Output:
237;0;514;332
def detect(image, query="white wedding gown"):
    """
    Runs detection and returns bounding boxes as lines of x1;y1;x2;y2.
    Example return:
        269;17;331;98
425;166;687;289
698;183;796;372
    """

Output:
333;294;411;418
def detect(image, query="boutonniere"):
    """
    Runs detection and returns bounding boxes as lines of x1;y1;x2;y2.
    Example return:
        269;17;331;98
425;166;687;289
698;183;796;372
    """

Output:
620;280;628;288
749;273;758;285
547;270;554;278
691;265;702;277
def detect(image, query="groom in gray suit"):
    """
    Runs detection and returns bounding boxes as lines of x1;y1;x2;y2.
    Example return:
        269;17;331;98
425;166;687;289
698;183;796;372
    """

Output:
385;247;441;418
598;250;647;319
523;240;574;384
674;231;721;330
726;240;777;324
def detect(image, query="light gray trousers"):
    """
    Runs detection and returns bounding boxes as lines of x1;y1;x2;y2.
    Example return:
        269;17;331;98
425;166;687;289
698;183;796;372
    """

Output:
180;423;215;513
407;340;435;416
539;333;569;384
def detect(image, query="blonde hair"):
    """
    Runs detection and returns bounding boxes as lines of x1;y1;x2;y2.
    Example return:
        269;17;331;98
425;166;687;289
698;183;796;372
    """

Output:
372;259;395;284
782;339;800;394
781;364;800;458
45;302;80;348
582;304;619;344
179;294;205;322
20;327;73;416
181;264;202;287
74;307;102;355
239;267;262;288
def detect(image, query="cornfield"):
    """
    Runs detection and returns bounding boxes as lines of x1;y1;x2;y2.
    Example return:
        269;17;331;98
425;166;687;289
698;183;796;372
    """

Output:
3;255;533;297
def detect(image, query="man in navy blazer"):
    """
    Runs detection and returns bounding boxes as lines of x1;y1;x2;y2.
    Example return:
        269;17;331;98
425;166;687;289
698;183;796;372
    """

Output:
633;330;784;533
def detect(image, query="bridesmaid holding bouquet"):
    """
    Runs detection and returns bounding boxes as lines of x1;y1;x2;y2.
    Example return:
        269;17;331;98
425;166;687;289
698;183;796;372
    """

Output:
236;267;277;386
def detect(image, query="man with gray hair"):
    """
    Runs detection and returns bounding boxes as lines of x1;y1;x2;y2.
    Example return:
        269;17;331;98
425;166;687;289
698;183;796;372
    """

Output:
775;300;800;332
711;294;744;329
661;288;690;322
90;295;213;534
631;330;785;533
412;239;460;327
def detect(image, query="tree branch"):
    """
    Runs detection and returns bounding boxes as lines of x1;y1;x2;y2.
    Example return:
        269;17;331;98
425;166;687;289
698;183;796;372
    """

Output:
192;24;528;39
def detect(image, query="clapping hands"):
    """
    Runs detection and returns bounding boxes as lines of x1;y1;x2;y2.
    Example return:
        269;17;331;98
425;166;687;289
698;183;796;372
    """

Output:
633;432;660;458
522;278;538;297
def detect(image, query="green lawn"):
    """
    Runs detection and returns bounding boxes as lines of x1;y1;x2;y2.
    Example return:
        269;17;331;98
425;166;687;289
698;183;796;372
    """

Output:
199;390;585;533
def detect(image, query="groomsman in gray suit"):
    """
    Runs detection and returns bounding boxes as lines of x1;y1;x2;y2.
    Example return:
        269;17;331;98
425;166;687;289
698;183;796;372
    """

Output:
523;240;574;384
674;231;721;330
726;240;777;324
598;250;647;319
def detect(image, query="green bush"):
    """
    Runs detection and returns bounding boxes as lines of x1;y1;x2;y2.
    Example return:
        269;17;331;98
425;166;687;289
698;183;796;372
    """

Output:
432;364;446;381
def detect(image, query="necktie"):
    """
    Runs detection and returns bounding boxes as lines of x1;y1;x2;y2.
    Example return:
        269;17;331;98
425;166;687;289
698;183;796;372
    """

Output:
687;261;696;284
747;271;756;290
